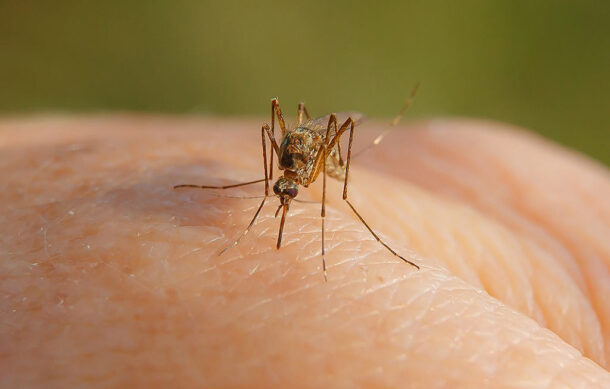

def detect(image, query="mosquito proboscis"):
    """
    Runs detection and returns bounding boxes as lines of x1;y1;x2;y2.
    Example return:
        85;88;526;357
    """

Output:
174;85;421;281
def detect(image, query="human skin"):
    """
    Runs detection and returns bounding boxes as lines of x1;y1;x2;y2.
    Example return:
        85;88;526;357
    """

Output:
1;115;609;388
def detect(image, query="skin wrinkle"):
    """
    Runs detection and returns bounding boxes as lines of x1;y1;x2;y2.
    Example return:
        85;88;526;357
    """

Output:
517;207;589;294
435;122;606;260
432;292;492;360
361;273;416;306
412;125;588;291
524;240;603;360
468;218;523;302
385;183;482;280
544;349;581;389
447;303;488;356
346;229;604;384
354;147;604;361
491;230;532;304
477;221;545;324
403;271;447;325
504;161;608;358
366;169;540;312
388;282;443;338
579;260;610;363
451;228;487;289
520;243;559;326
551;347;603;389
425;285;515;379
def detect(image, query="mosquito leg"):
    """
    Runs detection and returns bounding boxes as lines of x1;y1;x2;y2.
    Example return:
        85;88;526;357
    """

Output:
219;124;271;255
325;113;337;142
174;124;275;192
341;120;419;269
303;114;340;186
352;83;420;159
336;137;344;167
321;113;345;166
305;134;330;185
320;143;328;282
262;124;281;156
343;200;419;268
342;120;355;200
297;102;311;125
302;117;336;280
327;117;354;151
270;98;286;180
219;197;267;256
319;114;338;280
268;100;276;180
261;125;270;195
271;98;288;134
269;100;274;180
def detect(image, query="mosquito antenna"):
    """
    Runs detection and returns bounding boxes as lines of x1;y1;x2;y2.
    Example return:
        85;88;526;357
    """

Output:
391;82;420;127
352;82;420;159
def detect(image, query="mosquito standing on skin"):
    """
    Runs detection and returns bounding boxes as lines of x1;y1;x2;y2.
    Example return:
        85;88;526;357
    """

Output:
174;84;421;280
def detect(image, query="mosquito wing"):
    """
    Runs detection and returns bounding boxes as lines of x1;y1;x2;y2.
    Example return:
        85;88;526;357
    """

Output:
303;112;365;137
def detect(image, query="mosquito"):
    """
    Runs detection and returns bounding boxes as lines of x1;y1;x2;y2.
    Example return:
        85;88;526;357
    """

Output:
174;85;421;280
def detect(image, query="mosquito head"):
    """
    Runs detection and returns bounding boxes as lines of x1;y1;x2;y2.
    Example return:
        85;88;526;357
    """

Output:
272;176;298;249
273;176;298;206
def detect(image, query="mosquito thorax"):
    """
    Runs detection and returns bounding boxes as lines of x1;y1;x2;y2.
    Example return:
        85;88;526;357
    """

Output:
278;127;316;173
273;176;298;201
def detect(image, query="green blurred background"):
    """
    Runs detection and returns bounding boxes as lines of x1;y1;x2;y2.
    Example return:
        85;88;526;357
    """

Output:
1;1;608;164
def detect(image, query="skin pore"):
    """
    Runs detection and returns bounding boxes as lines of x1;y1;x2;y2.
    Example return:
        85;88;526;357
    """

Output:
1;115;609;387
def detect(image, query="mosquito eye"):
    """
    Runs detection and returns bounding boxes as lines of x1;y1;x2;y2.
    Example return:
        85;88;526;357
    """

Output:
273;182;281;195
